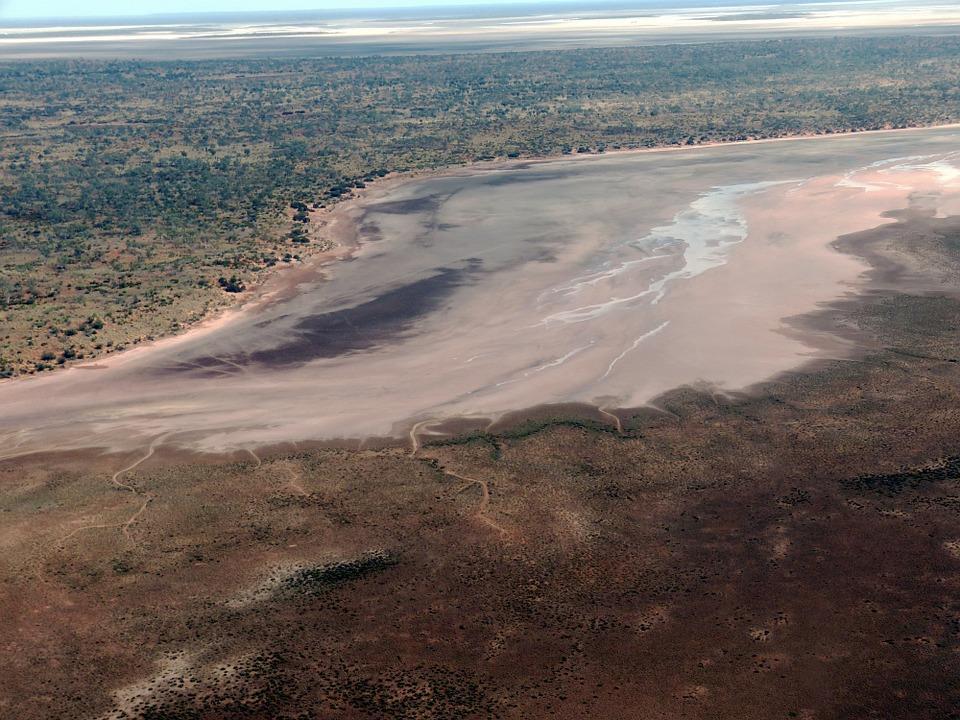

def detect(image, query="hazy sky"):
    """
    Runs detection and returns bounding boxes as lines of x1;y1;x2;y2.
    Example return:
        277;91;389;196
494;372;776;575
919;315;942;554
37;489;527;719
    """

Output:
2;0;583;20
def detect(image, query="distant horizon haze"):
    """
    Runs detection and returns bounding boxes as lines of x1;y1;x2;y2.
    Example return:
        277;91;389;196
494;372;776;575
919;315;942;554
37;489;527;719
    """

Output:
0;0;948;58
0;0;845;22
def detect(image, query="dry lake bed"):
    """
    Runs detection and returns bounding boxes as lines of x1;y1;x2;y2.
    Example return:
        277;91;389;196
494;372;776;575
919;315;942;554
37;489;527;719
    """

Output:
3;126;960;458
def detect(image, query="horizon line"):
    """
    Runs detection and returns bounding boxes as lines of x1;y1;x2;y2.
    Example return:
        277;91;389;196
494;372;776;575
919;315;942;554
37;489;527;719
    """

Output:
0;0;862;25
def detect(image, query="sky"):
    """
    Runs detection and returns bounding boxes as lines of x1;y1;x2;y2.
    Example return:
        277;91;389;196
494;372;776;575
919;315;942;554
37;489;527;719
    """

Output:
1;0;586;20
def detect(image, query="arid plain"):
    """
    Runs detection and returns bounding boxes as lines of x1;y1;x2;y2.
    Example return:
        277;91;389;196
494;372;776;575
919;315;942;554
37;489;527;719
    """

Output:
3;127;960;718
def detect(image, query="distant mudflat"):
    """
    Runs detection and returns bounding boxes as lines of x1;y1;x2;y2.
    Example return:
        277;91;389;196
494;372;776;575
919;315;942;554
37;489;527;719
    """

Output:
3;1;960;59
3;126;960;457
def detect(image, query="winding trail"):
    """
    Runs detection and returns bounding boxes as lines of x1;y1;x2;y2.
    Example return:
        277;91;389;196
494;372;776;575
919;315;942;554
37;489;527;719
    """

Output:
120;498;153;541
412;416;510;537
57;433;171;547
598;408;623;435
284;465;310;498
243;450;308;497
112;432;171;542
57;519;129;546
409;420;434;456
446;468;508;537
110;433;168;492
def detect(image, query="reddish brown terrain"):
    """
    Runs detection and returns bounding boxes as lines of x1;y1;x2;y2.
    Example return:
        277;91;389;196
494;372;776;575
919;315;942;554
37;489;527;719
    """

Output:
2;209;960;718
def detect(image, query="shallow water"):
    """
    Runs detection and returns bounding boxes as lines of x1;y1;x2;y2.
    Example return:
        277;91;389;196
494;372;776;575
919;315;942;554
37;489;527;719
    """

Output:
2;128;960;456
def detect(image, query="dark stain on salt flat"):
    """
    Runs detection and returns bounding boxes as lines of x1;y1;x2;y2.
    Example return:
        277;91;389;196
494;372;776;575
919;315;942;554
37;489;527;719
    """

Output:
170;263;481;374
365;193;446;215
476;168;571;187
157;252;485;378
358;221;383;241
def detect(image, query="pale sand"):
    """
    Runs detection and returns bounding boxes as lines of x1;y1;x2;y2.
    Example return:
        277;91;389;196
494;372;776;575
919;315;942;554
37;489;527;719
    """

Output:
1;127;959;458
